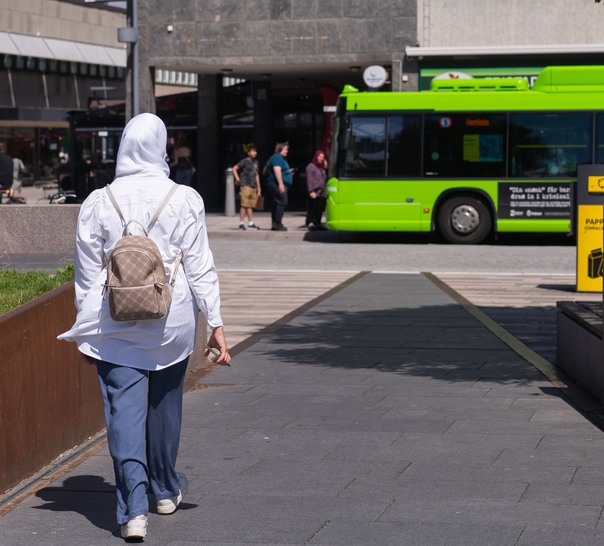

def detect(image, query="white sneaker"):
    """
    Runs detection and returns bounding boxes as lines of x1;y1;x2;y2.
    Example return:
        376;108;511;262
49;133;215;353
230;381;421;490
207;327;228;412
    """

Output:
157;490;182;515
120;514;147;539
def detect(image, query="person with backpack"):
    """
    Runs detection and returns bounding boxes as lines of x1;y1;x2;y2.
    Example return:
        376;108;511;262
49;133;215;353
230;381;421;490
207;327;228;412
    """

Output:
265;141;294;231
58;113;231;540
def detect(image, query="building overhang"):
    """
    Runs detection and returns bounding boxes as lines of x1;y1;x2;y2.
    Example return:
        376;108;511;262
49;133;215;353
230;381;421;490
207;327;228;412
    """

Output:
0;31;126;67
405;44;604;59
151;57;395;82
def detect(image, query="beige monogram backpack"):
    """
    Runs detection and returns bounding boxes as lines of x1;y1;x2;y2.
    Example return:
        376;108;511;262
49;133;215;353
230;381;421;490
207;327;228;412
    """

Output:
103;184;182;321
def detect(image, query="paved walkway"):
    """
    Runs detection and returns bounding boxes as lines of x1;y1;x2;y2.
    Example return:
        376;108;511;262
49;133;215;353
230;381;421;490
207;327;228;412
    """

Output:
2;205;317;272
2;270;604;545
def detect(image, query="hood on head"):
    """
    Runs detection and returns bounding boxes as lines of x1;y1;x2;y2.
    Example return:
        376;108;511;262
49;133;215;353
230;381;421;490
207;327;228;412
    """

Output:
115;113;170;179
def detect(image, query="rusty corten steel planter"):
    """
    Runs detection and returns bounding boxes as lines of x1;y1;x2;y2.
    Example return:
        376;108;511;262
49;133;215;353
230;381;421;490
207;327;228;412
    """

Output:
0;282;104;493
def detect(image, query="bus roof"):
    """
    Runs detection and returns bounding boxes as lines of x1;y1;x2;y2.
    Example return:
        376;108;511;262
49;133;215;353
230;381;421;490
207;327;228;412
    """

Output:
341;66;604;112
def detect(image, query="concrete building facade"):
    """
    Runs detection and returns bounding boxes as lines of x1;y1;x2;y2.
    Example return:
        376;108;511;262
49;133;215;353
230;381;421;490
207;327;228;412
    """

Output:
2;0;604;209
417;0;603;49
132;0;604;209
0;0;126;184
132;0;417;208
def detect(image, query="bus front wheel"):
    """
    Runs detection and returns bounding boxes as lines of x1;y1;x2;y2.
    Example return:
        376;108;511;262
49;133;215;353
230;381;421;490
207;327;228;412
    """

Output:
437;196;492;244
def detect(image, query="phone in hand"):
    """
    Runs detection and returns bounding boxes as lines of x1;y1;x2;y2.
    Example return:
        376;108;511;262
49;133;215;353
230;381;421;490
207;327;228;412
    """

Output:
206;346;221;360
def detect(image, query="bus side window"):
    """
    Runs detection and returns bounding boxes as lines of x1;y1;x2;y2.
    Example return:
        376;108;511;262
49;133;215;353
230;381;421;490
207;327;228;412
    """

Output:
510;113;591;178
423;113;506;178
345;116;387;176
388;115;421;177
595;113;604;164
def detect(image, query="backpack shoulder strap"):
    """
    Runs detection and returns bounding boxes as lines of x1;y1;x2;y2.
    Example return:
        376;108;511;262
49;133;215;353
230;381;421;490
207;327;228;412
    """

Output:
106;184;179;235
105;184;133;236
147;184;179;232
105;184;126;224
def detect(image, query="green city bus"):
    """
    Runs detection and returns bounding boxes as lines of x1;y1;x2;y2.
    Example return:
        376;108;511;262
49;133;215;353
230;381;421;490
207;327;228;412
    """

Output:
326;65;604;243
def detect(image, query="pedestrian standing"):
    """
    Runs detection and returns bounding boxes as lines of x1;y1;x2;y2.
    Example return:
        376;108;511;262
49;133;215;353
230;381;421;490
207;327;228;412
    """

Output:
171;134;195;186
305;150;328;230
58;146;69;167
58;113;231;541
0;142;13;190
11;154;26;196
265;141;294;231
232;144;261;230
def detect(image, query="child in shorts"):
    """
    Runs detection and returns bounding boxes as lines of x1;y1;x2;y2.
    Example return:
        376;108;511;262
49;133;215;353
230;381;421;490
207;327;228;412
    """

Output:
232;145;261;230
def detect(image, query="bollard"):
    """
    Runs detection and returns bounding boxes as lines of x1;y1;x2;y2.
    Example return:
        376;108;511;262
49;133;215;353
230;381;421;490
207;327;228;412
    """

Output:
224;168;236;217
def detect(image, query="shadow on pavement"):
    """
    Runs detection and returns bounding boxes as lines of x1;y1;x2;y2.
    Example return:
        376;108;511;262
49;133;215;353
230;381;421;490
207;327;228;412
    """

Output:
252;304;548;385
33;475;116;533
303;230;575;246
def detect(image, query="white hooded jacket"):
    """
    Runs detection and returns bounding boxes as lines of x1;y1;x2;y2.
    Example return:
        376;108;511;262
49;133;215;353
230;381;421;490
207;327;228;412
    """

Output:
58;113;222;370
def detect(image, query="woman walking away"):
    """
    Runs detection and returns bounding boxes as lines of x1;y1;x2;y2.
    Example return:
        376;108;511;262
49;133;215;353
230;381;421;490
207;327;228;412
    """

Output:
58;113;231;541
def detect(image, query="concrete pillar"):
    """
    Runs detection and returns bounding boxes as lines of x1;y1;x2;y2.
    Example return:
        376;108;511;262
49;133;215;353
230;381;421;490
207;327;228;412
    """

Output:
224;168;236;217
253;81;272;165
129;0;155;119
391;54;404;92
196;75;222;211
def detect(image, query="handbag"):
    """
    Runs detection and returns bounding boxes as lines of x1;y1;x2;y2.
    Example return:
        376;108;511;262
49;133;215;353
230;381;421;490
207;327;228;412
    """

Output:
254;195;265;211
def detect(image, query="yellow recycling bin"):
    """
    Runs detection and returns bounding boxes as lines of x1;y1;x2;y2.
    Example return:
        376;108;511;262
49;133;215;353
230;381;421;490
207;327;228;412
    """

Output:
576;166;604;292
576;204;603;292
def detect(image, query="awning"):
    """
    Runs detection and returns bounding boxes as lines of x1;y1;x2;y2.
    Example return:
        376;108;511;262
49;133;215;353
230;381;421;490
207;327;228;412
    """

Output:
0;32;20;56
405;44;604;59
44;37;86;63
0;31;126;67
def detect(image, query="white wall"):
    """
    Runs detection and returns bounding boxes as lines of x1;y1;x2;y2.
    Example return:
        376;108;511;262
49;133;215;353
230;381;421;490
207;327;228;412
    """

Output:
418;0;604;47
0;0;125;46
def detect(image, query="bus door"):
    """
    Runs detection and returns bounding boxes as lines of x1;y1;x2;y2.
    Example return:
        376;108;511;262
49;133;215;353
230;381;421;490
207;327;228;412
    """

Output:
338;114;422;229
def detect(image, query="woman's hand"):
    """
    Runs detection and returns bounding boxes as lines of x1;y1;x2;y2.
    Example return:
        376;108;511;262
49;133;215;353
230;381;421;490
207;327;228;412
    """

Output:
205;325;232;366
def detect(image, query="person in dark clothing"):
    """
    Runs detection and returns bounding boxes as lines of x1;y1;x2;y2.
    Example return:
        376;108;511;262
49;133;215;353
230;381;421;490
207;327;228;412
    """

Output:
171;135;194;186
0;143;13;190
265;142;294;231
305;150;328;230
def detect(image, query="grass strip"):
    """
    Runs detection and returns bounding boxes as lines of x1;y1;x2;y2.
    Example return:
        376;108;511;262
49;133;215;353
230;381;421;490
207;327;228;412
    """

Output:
0;264;75;315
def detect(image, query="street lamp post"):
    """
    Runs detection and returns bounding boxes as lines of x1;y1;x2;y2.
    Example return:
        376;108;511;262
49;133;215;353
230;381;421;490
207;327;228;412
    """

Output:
85;0;139;119
117;0;139;119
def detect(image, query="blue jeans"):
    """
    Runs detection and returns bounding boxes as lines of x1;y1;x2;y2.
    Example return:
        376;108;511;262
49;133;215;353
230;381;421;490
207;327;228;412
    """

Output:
96;358;188;524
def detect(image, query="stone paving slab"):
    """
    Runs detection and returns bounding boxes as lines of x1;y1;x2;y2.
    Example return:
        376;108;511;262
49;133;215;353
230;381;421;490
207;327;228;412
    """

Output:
3;272;604;546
